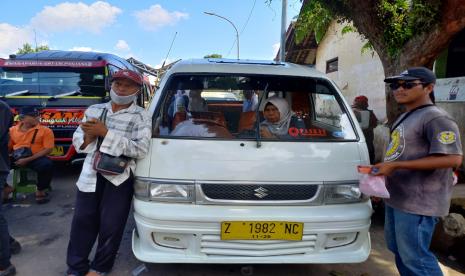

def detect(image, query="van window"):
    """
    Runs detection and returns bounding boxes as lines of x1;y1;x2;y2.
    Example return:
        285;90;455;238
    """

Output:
152;74;357;141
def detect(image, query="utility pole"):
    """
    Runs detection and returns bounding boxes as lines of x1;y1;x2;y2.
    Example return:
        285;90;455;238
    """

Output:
279;0;287;62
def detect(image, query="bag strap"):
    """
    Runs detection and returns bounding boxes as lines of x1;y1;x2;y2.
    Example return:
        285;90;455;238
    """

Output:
30;129;38;144
390;104;433;133
96;108;108;150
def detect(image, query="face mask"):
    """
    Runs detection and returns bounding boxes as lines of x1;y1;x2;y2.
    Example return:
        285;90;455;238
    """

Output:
110;89;138;105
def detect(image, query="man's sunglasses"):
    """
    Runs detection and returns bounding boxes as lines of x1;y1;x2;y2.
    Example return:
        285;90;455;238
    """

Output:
389;82;425;90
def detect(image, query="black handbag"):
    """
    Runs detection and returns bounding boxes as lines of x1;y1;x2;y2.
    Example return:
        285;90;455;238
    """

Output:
92;109;130;175
93;151;130;175
12;129;38;161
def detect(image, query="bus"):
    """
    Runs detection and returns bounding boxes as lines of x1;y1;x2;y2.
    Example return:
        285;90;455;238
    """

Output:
0;50;151;163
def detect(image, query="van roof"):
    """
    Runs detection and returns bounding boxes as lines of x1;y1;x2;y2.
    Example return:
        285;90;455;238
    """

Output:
167;58;328;79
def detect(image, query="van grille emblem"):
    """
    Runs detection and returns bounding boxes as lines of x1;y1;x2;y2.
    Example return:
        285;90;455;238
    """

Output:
254;187;269;199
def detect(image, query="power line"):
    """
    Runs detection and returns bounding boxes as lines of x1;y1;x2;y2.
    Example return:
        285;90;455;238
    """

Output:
226;0;256;57
240;0;257;35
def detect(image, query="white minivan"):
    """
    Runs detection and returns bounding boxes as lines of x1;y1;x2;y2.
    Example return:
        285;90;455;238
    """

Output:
132;59;372;264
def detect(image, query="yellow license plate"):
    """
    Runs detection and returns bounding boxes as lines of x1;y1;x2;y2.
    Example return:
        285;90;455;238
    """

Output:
221;221;303;240
50;146;64;156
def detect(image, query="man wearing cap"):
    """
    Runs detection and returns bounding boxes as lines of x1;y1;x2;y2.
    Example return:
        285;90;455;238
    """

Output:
373;67;463;275
8;106;54;204
66;69;151;276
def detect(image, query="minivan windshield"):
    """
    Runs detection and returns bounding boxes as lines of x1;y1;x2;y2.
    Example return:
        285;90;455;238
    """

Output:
0;67;105;97
153;74;357;141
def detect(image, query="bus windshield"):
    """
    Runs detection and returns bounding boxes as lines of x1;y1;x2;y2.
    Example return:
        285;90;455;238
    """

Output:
0;67;106;97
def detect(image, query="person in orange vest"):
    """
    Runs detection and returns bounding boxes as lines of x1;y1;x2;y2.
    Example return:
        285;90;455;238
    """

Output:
9;107;54;204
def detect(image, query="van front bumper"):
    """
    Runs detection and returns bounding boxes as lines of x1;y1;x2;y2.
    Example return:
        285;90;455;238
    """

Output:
132;200;372;264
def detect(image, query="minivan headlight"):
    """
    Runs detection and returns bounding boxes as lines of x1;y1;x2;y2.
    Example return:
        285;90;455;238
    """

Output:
323;182;362;204
134;178;195;203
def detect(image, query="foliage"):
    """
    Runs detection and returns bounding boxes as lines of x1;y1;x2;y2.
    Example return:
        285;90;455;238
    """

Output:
433;49;448;78
377;0;441;57
340;24;374;56
294;1;333;44
204;54;223;59
17;43;50;54
293;0;441;58
361;41;374;56
341;25;356;35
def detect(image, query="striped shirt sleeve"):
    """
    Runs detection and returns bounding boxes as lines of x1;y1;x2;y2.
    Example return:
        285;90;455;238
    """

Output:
99;110;152;159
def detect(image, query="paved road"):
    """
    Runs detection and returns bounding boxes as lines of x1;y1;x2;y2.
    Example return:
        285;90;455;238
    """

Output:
3;165;465;276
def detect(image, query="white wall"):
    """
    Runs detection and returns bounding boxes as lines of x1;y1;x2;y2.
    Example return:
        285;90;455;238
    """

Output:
314;21;465;165
315;21;387;122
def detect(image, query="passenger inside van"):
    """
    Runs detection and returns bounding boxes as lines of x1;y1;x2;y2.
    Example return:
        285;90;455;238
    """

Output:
187;80;208;112
242;90;258;112
168;90;189;118
260;96;304;139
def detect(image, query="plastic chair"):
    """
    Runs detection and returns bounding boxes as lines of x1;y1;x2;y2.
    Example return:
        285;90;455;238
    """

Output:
238;111;257;132
12;167;37;200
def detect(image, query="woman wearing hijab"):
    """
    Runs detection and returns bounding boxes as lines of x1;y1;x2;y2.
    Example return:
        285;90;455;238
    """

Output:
260;96;295;138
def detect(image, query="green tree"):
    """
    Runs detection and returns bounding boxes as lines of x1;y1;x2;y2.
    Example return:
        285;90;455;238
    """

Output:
204;54;223;58
17;43;50;54
291;0;465;122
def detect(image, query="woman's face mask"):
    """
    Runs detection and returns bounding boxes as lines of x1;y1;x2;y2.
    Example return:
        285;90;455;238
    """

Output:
110;88;139;105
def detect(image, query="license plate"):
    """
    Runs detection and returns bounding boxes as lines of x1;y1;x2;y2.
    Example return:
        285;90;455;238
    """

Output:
50;146;64;156
221;221;303;240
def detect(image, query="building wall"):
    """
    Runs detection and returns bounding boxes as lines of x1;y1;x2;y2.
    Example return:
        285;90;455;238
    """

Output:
315;21;387;122
314;21;465;165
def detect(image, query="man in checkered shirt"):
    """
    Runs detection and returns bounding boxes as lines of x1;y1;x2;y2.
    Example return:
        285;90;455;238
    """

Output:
66;69;151;276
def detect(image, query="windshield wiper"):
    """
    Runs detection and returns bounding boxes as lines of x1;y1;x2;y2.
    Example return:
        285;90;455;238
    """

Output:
255;84;268;148
3;90;30;97
50;90;81;100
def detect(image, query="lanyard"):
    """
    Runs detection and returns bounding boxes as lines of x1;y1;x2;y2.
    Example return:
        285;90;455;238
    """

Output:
96;109;108;150
390;104;433;133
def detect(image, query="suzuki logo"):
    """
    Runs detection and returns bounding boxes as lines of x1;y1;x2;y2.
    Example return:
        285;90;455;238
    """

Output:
254;187;269;199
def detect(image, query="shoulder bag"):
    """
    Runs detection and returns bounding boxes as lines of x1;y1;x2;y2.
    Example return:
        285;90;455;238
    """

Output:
12;129;38;161
92;109;130;175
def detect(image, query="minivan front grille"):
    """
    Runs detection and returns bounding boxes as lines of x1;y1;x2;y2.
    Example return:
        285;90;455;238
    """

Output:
201;184;318;201
200;234;317;257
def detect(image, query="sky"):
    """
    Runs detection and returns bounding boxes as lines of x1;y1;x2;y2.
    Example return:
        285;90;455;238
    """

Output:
0;0;302;68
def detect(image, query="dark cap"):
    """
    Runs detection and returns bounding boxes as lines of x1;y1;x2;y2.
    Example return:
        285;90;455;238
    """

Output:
111;69;143;86
20;106;39;117
384;67;436;84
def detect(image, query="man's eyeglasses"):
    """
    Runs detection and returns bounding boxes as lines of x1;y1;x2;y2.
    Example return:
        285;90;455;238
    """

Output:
389;82;425;90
